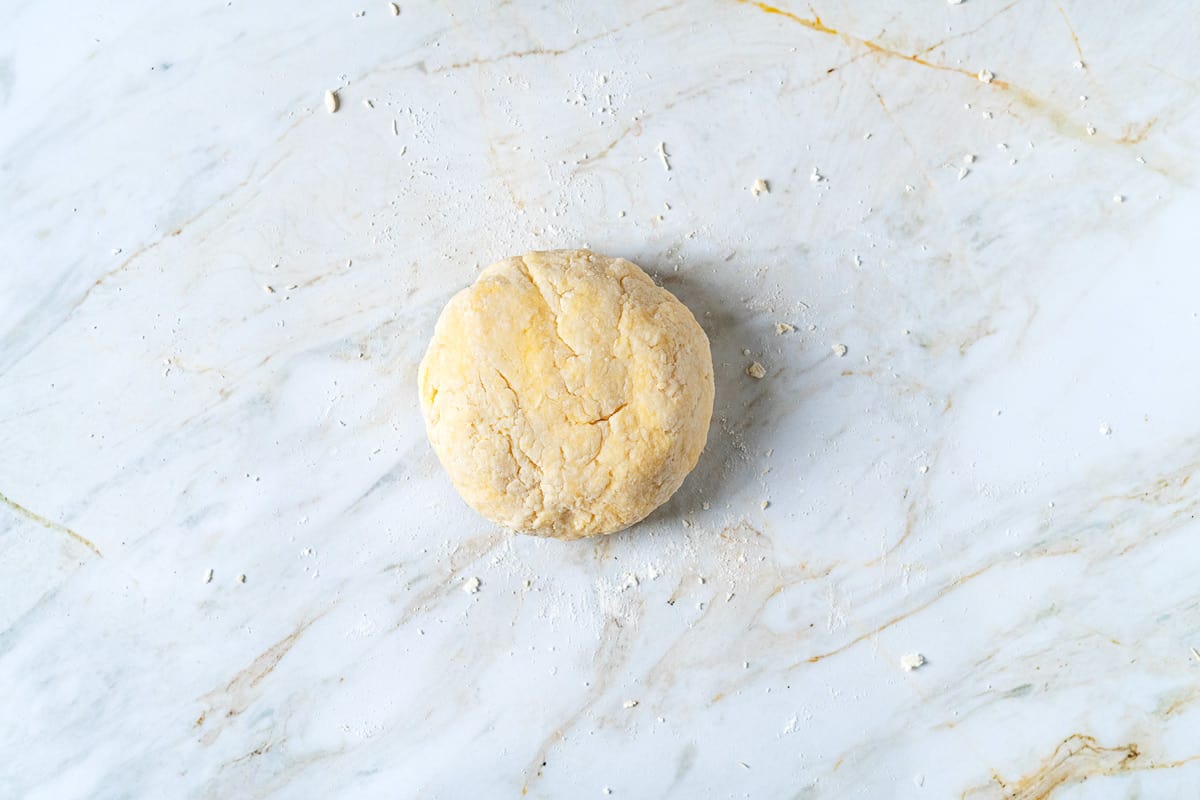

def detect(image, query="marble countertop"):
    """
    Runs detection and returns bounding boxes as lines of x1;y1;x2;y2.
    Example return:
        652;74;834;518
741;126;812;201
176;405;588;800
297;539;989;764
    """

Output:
4;1;1200;797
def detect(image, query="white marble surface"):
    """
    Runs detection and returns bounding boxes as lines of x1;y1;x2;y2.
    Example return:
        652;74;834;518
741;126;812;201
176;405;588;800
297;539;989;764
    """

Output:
3;0;1200;797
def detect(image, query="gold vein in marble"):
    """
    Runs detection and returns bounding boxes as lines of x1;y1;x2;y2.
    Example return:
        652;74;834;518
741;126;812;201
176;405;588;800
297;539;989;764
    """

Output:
195;613;327;745
0;490;101;558
963;733;1200;799
734;0;1156;149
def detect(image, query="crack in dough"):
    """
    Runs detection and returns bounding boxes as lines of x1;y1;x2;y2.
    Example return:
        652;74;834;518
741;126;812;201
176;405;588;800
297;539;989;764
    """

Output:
419;250;714;539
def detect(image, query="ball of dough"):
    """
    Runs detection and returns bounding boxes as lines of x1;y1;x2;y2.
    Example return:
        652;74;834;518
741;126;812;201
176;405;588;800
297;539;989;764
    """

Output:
418;250;714;540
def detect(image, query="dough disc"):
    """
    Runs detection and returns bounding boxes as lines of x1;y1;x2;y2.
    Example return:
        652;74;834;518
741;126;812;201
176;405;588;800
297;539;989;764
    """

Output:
418;250;714;540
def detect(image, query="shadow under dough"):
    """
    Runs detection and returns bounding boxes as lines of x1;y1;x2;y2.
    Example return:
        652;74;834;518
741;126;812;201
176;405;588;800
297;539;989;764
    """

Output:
629;261;782;531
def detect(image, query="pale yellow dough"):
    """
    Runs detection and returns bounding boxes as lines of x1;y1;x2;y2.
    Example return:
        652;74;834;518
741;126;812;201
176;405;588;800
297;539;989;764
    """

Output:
418;250;714;540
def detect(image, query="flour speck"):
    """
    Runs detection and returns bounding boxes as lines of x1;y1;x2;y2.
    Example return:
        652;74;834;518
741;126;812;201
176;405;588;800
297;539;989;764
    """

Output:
656;141;671;171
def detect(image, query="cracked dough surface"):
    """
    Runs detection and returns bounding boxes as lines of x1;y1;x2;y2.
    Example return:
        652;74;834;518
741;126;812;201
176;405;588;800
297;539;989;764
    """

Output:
418;250;714;540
